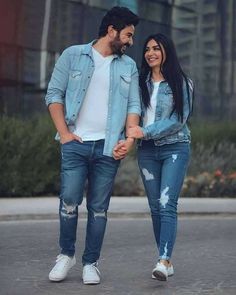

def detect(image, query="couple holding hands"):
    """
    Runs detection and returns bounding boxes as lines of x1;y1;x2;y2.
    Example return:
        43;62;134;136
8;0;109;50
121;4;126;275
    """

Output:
45;6;193;285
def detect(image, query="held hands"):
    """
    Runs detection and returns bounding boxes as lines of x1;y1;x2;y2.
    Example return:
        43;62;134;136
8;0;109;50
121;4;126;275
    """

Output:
113;138;134;160
112;126;144;160
126;126;144;139
60;132;83;144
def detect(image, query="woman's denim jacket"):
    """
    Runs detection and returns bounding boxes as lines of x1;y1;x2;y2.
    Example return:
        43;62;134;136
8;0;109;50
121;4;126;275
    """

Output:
138;75;193;146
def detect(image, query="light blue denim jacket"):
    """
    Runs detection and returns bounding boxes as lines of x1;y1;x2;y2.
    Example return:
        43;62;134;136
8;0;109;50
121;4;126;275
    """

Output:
45;41;141;157
139;75;193;146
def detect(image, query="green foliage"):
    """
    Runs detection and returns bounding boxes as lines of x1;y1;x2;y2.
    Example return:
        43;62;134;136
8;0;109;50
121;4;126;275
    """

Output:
0;115;60;196
190;121;236;146
182;121;236;197
182;170;236;198
0;116;236;197
189;141;236;175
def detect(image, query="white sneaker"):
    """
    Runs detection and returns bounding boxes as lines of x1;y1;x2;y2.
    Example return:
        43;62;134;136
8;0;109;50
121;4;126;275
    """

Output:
152;264;174;279
49;254;76;282
167;264;174;276
152;262;168;281
83;262;101;285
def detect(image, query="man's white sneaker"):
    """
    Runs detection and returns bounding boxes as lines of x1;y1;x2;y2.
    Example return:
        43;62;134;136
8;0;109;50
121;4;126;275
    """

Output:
49;254;76;282
152;264;174;279
83;262;101;285
152;262;168;281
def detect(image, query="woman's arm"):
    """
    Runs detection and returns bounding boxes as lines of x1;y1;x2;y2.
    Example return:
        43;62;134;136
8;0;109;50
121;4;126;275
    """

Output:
127;80;193;140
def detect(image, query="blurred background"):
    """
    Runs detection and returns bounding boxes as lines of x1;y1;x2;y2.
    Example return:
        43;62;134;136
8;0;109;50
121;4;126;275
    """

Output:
0;0;236;197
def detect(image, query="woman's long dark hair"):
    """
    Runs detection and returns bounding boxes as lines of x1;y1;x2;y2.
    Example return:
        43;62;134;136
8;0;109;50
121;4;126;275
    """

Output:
140;33;193;122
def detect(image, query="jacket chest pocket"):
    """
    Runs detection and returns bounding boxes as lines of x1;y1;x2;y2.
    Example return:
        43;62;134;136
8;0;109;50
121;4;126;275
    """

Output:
68;70;82;91
163;87;174;106
120;75;131;98
161;94;174;116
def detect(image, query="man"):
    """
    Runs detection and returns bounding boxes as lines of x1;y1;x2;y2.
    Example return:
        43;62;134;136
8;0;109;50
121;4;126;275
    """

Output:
45;6;140;284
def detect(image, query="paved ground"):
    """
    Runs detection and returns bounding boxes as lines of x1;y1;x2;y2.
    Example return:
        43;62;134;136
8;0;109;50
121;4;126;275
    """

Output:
1;217;236;295
1;197;236;294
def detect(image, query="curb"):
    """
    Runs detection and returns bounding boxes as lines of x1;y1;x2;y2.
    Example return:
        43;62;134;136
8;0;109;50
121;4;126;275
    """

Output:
1;212;236;221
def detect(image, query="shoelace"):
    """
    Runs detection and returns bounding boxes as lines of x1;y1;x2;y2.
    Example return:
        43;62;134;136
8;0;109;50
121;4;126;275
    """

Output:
85;263;100;276
56;254;69;263
52;254;72;271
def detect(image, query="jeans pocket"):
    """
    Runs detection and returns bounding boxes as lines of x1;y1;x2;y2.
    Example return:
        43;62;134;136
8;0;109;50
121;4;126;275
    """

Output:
61;139;77;146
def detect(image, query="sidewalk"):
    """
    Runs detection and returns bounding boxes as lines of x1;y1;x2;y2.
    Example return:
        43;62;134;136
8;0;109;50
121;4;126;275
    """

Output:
1;196;236;220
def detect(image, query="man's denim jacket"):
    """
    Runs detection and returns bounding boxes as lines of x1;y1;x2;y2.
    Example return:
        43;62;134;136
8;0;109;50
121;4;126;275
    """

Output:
139;75;193;146
45;41;141;157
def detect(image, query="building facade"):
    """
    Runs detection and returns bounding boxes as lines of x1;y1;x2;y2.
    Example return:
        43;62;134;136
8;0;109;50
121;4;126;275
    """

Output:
0;0;235;119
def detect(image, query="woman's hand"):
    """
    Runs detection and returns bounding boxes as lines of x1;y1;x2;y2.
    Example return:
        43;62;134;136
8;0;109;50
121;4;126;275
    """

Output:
127;126;144;139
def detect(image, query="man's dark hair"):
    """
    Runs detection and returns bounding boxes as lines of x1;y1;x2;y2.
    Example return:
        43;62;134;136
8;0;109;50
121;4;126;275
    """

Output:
98;6;139;37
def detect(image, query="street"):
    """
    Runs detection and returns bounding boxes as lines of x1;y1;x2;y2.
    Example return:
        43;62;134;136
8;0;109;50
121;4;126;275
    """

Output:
1;217;236;295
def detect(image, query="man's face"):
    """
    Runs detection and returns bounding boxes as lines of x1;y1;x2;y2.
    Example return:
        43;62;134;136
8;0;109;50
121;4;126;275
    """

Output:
110;25;135;56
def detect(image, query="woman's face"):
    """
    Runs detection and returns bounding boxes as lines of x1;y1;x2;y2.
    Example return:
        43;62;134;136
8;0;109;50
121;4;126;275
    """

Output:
144;39;166;69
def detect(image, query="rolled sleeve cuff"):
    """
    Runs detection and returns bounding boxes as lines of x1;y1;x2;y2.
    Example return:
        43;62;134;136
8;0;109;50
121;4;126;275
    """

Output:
141;127;149;140
45;97;64;107
45;89;64;106
127;106;141;116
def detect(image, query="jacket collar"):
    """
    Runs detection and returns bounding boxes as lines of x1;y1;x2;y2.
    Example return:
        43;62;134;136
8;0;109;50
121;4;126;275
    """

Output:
81;40;119;59
145;71;166;84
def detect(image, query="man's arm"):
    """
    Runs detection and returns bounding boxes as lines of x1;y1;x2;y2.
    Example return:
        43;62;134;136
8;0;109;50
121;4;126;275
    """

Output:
126;113;140;130
48;103;82;144
113;62;141;160
45;49;71;107
45;47;82;144
113;113;139;160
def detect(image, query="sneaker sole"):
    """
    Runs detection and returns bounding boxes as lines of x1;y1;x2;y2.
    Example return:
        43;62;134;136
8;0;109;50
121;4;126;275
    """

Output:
152;270;168;281
152;274;173;279
49;276;65;282
83;280;100;285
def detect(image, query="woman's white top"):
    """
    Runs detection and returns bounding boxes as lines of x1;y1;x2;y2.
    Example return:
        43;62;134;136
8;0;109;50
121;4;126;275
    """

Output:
143;81;161;127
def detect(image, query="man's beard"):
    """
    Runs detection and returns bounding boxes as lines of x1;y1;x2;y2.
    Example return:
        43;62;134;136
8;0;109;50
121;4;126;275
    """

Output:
110;34;130;57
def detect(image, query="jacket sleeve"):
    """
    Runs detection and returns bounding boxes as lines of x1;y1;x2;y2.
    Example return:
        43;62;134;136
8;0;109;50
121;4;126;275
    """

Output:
127;63;141;115
142;80;193;140
45;48;71;106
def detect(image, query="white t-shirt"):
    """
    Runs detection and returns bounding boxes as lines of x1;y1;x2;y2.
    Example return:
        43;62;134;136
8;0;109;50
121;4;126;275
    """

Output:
74;48;114;141
143;81;161;127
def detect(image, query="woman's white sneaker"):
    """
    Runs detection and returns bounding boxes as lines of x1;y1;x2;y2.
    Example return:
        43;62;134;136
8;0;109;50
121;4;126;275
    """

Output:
152;263;174;279
49;254;76;282
152;262;168;281
83;262;101;285
167;264;174;276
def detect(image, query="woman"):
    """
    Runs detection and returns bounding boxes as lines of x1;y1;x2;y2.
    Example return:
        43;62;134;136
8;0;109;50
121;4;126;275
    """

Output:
127;33;193;281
